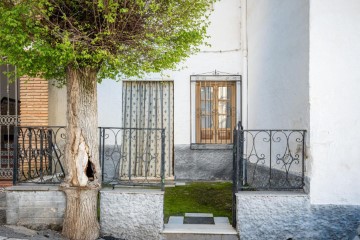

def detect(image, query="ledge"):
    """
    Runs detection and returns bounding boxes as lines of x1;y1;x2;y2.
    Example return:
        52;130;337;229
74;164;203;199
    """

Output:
190;144;233;150
101;187;164;195
236;191;308;197
6;185;61;191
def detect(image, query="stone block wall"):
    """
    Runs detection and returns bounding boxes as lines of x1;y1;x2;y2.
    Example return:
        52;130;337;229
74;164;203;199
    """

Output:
174;144;233;180
236;192;360;240
100;188;164;240
6;186;65;229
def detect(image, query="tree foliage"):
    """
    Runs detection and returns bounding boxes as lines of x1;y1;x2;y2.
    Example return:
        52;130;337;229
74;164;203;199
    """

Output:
0;0;215;84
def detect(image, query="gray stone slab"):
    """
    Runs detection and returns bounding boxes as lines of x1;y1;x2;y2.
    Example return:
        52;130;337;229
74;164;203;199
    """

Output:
184;217;215;225
163;223;237;234
162;233;239;240
214;217;230;225
185;213;213;218
168;216;184;224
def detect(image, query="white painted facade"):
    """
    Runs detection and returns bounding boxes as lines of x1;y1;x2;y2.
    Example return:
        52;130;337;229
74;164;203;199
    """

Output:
308;0;360;205
47;0;360;205
244;0;360;205
97;0;243;145
245;0;310;130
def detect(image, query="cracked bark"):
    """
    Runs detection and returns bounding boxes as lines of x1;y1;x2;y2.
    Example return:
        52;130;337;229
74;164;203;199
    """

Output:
61;66;101;240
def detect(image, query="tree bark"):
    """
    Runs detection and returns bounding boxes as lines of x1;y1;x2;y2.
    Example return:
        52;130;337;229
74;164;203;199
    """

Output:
61;66;101;240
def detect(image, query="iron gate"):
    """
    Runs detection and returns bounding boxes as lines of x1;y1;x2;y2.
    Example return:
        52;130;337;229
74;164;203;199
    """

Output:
0;65;19;183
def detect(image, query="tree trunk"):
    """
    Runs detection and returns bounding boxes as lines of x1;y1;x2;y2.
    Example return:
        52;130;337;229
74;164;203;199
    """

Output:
61;66;101;240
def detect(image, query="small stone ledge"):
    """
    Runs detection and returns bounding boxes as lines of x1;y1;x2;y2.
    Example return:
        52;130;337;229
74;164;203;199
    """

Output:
101;187;164;195
236;191;308;197
6;185;61;192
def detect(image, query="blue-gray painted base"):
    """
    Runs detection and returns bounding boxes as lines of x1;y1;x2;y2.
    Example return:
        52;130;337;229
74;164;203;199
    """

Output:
236;192;360;240
174;144;233;180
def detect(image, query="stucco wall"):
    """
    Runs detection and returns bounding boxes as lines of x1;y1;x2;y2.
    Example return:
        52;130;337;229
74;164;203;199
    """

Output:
246;0;310;130
308;0;360;205
100;188;164;240
48;83;67;126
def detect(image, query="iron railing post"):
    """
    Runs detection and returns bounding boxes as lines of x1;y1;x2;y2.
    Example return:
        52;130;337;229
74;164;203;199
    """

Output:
161;129;166;191
232;126;238;228
99;127;105;183
12;126;18;185
47;129;53;173
39;128;44;180
27;128;32;180
302;130;306;188
238;121;244;188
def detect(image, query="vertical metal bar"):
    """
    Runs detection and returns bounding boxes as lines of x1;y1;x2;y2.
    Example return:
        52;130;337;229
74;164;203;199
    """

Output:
128;82;133;181
167;82;171;176
232;126;238;228
269;130;272;188
121;83;128;178
302;131;306;188
15;66;18;125
238;122;244;188
141;82;147;176
99;128;104;182
134;83;139;176
154;83;159;176
27;128;32;180
47;129;53;174
6;64;9;116
13;126;18;185
145;84;151;178
6;65;10;169
160;82;164;177
39;128;44;180
161;129;165;191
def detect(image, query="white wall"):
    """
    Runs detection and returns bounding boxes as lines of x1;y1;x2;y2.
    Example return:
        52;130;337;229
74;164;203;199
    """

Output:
48;83;67;126
246;0;310;130
309;0;360;205
97;0;243;144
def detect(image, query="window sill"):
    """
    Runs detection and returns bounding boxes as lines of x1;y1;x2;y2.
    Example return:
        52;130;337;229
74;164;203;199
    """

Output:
190;143;233;150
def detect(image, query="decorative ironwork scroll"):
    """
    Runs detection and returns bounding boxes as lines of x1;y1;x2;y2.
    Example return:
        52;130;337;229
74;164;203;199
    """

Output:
234;122;306;190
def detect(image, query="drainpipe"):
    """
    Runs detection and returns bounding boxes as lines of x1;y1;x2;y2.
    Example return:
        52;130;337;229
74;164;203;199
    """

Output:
240;0;248;129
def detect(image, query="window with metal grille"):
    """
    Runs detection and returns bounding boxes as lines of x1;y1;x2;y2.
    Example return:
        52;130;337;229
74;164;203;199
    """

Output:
195;81;236;144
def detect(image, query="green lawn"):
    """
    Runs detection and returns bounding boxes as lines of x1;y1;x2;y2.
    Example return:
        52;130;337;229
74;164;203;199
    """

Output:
164;182;233;223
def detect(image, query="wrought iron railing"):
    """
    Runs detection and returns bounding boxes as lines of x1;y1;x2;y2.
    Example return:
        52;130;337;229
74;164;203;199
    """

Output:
99;127;166;190
233;122;306;191
12;126;166;190
13;126;66;184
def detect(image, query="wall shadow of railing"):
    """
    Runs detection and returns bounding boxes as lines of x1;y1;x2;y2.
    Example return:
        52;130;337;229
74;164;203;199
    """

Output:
232;122;306;227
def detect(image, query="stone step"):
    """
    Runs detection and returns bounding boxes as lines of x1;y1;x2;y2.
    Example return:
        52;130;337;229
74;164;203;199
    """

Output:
163;214;238;240
162;233;239;240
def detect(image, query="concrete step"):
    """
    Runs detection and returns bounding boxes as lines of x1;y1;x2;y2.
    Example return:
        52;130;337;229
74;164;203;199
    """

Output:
162;233;239;240
162;214;238;240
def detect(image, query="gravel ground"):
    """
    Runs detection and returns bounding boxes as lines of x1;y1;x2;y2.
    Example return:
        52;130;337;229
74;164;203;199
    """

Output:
0;225;67;240
0;225;124;240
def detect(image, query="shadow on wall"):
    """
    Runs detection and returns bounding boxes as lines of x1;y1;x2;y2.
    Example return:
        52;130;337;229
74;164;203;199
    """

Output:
174;145;233;180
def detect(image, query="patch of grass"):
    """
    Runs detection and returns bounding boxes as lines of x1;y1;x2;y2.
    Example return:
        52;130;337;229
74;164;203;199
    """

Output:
164;182;233;224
